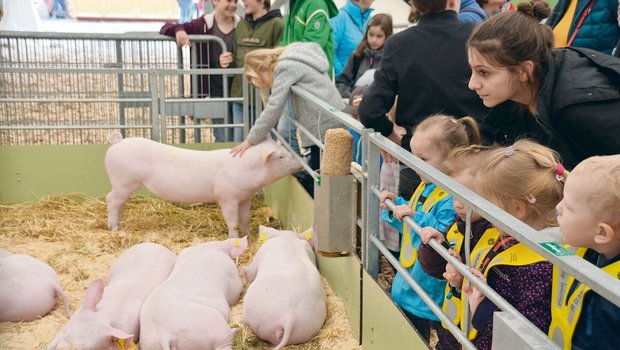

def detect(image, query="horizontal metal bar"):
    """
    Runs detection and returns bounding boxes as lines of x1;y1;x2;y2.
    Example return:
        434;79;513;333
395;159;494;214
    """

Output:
367;132;620;308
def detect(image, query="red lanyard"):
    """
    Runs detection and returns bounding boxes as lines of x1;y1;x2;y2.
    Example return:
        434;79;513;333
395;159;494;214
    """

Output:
478;236;517;274
567;0;596;46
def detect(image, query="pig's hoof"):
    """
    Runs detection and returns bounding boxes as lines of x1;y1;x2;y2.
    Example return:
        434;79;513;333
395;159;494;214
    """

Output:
108;224;120;231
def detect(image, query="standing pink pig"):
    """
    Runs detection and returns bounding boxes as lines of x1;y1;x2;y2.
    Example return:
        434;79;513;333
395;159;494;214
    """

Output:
0;251;68;322
139;237;248;350
47;243;176;350
104;132;302;238
243;226;326;350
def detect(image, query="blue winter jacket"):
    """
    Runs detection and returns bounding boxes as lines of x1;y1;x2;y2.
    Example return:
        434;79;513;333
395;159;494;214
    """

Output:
330;0;374;78
459;0;487;22
547;0;619;55
382;183;455;321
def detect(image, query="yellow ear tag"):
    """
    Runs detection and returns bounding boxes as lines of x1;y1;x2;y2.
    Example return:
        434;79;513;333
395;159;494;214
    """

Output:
115;338;136;350
305;232;313;241
259;231;267;244
233;239;240;247
261;150;270;160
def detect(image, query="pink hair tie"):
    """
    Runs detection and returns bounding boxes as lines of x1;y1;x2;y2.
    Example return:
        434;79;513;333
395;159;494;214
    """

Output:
556;163;565;182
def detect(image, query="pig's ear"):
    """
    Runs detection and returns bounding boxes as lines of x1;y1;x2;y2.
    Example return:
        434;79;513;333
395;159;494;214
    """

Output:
258;225;270;244
228;236;248;258
299;227;315;247
109;328;135;349
82;279;104;311
260;149;276;164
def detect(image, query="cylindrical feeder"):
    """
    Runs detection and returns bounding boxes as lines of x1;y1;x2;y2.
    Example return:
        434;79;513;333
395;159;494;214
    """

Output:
314;129;357;256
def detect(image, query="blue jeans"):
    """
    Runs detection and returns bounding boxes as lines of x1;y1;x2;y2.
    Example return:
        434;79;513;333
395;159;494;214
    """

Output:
231;102;245;142
277;97;301;155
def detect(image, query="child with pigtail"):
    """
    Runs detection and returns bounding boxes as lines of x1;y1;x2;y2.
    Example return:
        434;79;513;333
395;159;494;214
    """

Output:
459;140;566;350
416;144;498;350
379;114;481;345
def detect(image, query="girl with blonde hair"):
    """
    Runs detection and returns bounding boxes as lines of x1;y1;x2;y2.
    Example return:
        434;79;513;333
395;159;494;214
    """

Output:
463;139;566;349
230;43;344;195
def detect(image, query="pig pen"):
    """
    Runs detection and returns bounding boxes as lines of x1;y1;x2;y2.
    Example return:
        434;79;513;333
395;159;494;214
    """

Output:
0;194;360;350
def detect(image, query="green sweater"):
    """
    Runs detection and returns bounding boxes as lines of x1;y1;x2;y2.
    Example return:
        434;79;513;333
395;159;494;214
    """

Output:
281;0;338;76
230;10;284;101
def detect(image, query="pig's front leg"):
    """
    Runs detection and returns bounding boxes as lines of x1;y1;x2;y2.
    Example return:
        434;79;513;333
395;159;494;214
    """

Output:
219;199;240;238
106;189;132;230
238;199;252;238
243;260;259;283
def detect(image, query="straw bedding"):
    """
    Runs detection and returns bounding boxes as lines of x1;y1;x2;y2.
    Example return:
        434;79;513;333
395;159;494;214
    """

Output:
0;194;360;350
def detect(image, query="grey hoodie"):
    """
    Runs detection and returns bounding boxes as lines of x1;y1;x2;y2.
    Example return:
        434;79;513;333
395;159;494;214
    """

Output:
247;42;345;147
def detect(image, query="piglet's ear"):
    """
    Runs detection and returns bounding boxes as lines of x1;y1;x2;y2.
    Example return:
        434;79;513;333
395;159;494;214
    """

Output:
261;149;275;165
82;279;104;311
299;227;315;247
109;328;135;350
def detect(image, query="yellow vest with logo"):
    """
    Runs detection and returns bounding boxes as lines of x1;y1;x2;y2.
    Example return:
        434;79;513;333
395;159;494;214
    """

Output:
467;242;547;340
400;182;449;268
441;224;500;330
548;247;620;349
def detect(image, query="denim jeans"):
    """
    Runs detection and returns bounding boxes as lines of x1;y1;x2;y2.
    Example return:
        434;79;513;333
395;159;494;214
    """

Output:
231;102;245;142
277;97;301;156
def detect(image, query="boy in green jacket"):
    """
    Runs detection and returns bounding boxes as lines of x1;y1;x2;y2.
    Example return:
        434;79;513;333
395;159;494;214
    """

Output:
220;0;284;142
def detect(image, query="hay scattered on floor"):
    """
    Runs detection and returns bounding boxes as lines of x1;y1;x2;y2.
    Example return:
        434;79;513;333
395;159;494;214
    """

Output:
0;194;360;350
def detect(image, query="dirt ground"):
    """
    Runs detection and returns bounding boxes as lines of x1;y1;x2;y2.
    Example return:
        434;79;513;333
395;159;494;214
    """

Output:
0;194;360;350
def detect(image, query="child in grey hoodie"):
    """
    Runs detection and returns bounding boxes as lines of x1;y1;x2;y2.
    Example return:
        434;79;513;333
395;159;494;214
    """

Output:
230;42;344;184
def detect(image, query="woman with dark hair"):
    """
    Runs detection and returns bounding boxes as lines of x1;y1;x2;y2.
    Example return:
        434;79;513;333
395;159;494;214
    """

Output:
468;0;620;169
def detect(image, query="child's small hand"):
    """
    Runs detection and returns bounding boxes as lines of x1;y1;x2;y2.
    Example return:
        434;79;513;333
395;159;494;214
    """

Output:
420;227;443;244
393;205;414;221
443;249;464;287
379;190;395;209
463;268;487;314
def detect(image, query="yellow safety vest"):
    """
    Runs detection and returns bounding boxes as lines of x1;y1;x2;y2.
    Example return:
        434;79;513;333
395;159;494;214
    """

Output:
400;182;449;268
467;242;547;340
441;223;500;330
548;248;620;349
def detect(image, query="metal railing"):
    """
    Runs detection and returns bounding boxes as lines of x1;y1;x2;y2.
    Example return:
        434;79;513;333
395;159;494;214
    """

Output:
0;31;255;145
289;85;620;349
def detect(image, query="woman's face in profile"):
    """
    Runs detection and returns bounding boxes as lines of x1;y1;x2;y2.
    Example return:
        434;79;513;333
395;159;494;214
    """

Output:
467;48;520;108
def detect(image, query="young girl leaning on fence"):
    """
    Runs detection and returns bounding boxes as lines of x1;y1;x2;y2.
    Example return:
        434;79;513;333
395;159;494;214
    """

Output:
457;140;566;350
416;144;498;350
229;43;344;195
379;114;481;344
336;13;393;99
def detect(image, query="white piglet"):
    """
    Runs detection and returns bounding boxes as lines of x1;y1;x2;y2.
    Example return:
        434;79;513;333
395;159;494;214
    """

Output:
243;226;326;350
104;132;302;237
139;236;248;350
47;243;176;350
0;250;68;322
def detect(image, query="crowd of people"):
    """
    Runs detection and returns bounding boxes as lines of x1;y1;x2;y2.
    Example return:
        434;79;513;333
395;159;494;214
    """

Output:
160;0;620;348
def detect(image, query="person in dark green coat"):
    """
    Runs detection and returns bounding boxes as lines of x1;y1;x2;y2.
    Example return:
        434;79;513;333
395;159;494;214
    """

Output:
219;0;283;141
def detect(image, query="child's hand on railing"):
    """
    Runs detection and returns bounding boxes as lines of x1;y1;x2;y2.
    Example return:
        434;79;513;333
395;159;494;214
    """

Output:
421;227;444;244
393;205;414;221
464;268;487;314
379;190;395;209
443;249;464;288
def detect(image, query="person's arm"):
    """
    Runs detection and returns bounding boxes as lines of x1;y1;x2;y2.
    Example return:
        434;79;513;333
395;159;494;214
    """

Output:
413;197;455;234
358;36;398;138
160;17;207;46
272;18;285;46
336;54;355;98
246;61;297;145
